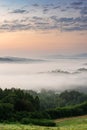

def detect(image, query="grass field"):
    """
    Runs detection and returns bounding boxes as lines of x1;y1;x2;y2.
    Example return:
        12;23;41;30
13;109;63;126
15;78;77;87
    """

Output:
55;115;87;130
0;115;87;130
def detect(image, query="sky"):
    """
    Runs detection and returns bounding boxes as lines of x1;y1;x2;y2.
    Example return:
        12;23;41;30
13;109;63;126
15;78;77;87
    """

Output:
0;0;87;57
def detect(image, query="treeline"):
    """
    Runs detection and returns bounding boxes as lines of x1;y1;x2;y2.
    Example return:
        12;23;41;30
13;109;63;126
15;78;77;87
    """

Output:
0;88;40;121
27;89;87;110
0;88;55;126
46;101;87;119
0;88;87;126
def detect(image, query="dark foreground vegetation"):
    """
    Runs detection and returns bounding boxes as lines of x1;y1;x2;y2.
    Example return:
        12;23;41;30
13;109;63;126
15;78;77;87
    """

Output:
0;88;87;126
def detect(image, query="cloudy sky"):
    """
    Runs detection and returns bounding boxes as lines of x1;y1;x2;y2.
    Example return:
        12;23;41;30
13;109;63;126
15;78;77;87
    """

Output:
0;0;87;57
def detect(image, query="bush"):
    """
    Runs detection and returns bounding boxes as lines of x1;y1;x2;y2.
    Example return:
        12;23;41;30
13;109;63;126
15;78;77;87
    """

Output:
46;102;87;119
0;103;14;121
29;111;50;119
21;118;31;124
32;119;56;127
21;118;56;126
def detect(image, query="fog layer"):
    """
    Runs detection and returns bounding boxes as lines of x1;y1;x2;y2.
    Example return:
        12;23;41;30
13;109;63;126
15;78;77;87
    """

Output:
0;59;87;91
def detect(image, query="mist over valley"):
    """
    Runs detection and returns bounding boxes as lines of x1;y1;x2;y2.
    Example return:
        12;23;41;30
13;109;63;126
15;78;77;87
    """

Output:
0;55;87;92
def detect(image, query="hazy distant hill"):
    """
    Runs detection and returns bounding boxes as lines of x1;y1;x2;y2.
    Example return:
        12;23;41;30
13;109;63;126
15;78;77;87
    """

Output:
73;53;87;59
46;53;87;59
0;57;44;63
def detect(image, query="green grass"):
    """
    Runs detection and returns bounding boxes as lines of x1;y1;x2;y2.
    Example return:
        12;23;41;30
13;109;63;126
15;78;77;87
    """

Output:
56;115;87;130
0;115;87;130
0;124;58;130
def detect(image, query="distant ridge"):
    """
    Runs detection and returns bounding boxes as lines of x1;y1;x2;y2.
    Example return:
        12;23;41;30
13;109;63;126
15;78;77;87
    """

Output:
46;53;87;59
74;53;87;58
0;57;44;63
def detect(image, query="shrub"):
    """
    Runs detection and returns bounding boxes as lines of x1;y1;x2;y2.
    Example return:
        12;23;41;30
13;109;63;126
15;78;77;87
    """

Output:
21;118;56;126
21;118;31;124
31;119;56;127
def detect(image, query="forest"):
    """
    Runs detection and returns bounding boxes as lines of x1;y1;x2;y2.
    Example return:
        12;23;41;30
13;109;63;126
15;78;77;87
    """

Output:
0;88;87;126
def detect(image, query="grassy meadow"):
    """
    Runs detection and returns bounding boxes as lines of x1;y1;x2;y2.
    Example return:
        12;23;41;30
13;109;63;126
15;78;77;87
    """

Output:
0;115;87;130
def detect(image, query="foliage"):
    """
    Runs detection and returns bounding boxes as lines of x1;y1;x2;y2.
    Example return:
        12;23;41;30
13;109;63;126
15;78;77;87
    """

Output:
0;88;40;122
46;101;87;119
21;118;56;126
1;87;87;126
0;103;13;121
1;115;87;130
28;89;87;110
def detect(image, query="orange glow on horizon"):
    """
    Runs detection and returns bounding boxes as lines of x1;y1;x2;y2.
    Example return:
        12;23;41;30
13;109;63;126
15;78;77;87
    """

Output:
0;30;87;54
